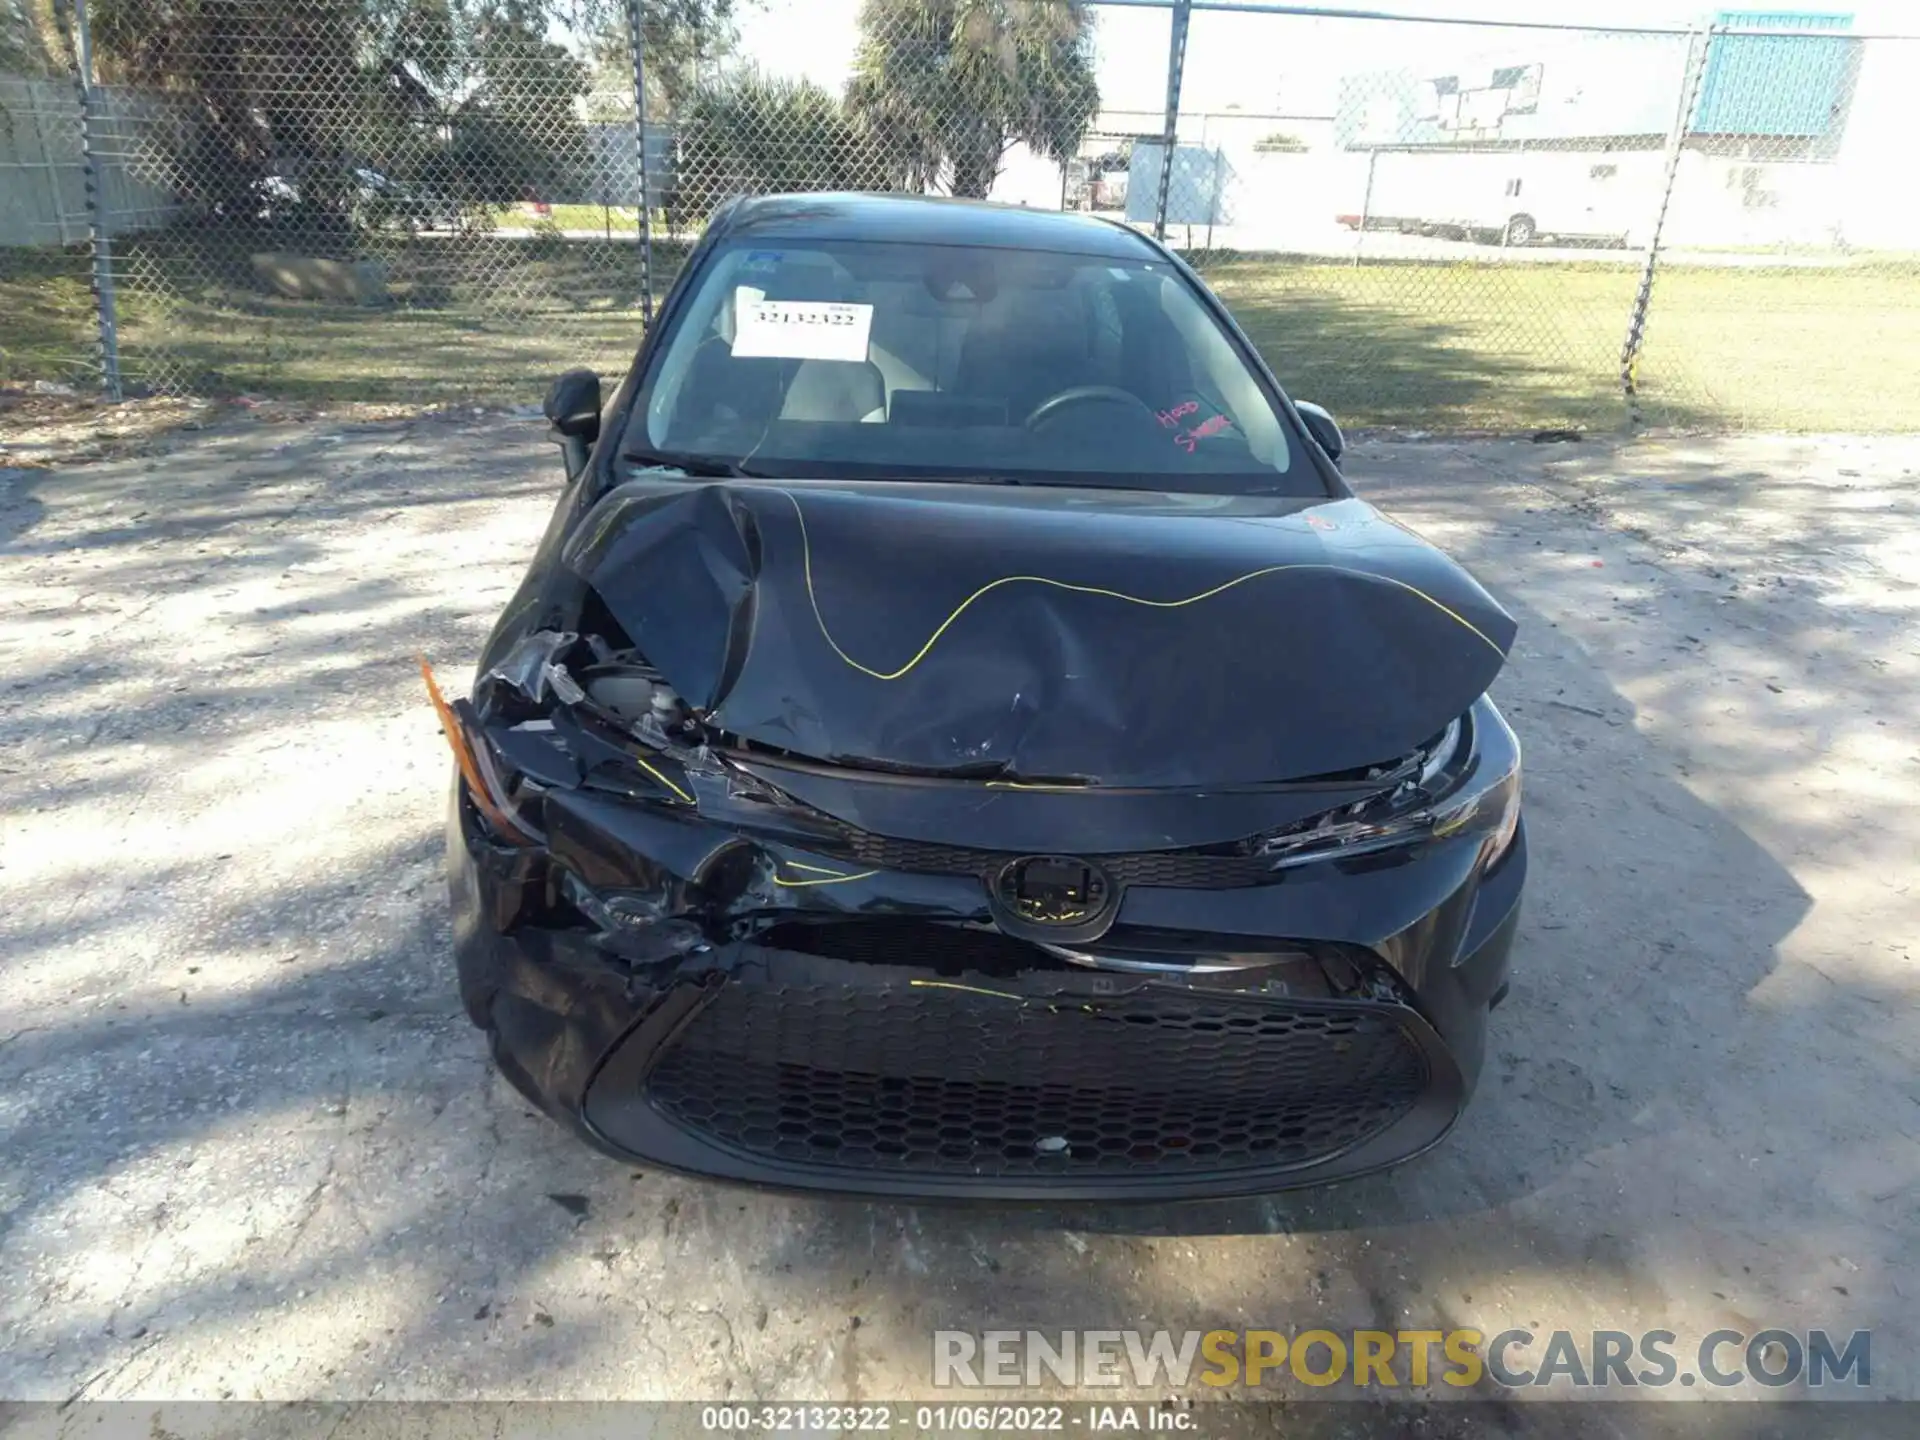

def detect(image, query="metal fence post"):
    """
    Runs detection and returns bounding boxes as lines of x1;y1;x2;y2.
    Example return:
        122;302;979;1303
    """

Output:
1353;147;1378;267
1619;25;1713;421
628;0;655;327
1155;0;1192;243
70;0;123;401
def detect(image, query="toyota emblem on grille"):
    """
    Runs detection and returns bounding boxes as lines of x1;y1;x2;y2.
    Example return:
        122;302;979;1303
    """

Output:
995;856;1112;926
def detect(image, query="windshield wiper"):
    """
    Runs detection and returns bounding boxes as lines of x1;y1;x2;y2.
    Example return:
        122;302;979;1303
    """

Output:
622;447;765;478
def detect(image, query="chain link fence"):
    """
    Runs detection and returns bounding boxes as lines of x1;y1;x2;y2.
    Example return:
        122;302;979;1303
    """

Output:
4;0;671;402
3;0;1917;432
1159;6;1919;434
1;70;96;391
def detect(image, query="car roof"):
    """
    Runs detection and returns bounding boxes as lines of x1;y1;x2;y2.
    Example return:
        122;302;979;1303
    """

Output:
714;192;1161;261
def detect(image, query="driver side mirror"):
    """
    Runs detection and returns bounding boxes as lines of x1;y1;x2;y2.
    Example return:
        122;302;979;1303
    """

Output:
543;368;601;481
1296;401;1344;463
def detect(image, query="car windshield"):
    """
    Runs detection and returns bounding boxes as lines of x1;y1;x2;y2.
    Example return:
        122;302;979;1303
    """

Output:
624;236;1319;495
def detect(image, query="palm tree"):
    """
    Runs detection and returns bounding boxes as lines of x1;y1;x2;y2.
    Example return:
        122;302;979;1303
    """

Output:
846;0;1098;200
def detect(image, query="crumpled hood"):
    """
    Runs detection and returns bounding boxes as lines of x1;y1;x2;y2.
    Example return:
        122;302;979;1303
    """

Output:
562;478;1516;789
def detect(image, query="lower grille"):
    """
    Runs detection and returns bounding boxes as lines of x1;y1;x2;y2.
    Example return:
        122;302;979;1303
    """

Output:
645;978;1430;1180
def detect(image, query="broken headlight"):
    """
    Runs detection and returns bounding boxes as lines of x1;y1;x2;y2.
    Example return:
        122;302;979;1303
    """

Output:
427;634;706;848
1258;703;1520;870
422;656;546;844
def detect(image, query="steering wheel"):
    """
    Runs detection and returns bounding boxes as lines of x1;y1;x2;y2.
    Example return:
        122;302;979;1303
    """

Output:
1023;385;1159;431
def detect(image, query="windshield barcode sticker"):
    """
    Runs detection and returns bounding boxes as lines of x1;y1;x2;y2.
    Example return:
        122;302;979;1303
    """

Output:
731;295;874;362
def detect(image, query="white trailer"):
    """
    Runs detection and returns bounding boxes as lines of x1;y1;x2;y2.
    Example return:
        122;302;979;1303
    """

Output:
1337;146;1660;247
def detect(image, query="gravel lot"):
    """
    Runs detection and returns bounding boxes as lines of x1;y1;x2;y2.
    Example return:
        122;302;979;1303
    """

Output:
1;416;1916;1408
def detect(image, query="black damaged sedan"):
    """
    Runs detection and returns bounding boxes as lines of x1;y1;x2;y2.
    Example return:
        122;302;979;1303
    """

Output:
433;193;1525;1200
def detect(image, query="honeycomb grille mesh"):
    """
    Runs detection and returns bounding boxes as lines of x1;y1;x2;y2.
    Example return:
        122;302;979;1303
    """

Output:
646;980;1429;1179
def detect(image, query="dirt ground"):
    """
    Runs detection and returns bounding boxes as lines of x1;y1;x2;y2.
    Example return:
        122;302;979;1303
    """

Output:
1;415;1915;1412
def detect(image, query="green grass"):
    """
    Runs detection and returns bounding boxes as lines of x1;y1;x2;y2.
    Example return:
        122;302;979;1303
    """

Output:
5;230;1917;432
1627;262;1920;431
495;203;644;234
1197;255;1920;432
1;231;688;406
0;247;103;389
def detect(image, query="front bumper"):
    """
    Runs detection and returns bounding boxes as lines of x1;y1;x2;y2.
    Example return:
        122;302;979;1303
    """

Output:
448;779;1524;1202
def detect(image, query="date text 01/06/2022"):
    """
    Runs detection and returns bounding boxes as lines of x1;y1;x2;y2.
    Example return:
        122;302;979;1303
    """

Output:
699;1404;1197;1432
